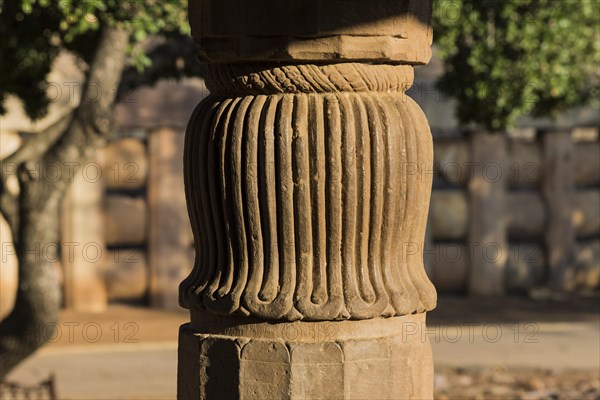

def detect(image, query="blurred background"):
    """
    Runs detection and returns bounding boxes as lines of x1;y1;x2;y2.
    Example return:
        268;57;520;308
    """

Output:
0;1;598;399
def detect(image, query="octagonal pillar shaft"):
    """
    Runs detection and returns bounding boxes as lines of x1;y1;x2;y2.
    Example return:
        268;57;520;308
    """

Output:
178;1;437;398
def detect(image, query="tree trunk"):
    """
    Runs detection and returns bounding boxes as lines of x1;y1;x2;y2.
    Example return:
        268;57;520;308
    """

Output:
0;169;65;380
0;25;130;380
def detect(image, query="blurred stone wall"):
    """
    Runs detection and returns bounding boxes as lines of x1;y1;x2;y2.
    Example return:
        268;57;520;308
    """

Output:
0;66;208;314
426;129;600;295
63;78;208;311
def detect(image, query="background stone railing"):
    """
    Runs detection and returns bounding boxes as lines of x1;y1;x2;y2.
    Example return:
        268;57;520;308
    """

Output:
58;127;194;312
426;127;599;295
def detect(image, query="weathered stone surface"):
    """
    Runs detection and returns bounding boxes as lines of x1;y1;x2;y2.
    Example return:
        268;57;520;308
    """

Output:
180;1;437;398
105;249;148;301
104;195;147;246
189;0;433;64
178;314;433;400
104;138;148;190
180;64;436;320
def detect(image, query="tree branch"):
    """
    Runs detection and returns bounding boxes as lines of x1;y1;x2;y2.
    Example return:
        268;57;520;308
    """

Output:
0;179;18;239
42;25;131;178
0;109;73;239
4;112;73;166
0;26;130;246
0;25;131;380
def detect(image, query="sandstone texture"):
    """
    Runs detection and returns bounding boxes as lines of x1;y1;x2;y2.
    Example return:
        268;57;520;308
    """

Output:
179;314;433;400
179;1;437;398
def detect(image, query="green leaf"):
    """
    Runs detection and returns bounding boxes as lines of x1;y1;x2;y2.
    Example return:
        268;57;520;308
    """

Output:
433;0;600;130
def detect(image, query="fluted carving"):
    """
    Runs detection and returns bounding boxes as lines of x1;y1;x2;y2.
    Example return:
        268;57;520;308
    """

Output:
180;63;436;321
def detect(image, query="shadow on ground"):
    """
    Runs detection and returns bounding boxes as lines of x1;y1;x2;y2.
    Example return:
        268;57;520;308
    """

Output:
429;295;600;325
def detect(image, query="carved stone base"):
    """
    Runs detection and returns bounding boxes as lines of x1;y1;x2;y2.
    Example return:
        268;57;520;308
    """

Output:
177;313;433;399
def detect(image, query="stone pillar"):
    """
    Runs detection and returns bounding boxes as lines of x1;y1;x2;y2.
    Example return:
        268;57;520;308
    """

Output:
542;130;576;291
148;128;195;309
468;132;507;296
178;1;437;398
61;149;107;312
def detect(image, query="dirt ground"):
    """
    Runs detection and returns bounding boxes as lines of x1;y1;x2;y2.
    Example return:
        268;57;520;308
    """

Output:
431;296;600;400
435;366;600;400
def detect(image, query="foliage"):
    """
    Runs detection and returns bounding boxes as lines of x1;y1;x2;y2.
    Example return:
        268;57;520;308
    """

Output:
0;0;195;120
433;0;600;131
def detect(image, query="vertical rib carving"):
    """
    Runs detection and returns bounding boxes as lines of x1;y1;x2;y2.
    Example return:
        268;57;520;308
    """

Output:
180;63;437;321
